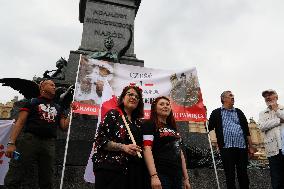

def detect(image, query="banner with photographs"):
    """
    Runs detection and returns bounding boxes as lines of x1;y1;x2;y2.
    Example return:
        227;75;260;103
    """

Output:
73;55;206;122
0;120;14;185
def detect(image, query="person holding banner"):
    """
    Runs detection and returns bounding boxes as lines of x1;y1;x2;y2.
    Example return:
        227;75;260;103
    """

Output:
92;85;145;189
143;96;191;189
208;91;256;189
4;80;71;189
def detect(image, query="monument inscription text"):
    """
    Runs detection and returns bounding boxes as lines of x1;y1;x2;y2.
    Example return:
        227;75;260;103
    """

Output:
80;1;135;54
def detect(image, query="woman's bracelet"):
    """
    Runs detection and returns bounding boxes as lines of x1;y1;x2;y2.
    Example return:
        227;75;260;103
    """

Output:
7;142;15;146
150;173;158;178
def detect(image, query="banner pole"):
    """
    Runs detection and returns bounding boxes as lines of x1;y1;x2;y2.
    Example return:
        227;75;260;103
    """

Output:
121;114;142;158
59;55;82;189
205;120;221;189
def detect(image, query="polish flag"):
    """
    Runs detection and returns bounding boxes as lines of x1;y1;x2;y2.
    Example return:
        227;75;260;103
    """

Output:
84;80;117;183
143;135;154;147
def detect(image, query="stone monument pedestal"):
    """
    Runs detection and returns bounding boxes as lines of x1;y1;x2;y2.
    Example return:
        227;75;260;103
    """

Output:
56;1;143;188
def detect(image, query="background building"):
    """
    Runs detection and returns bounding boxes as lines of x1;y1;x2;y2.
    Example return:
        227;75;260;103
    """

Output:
0;96;18;119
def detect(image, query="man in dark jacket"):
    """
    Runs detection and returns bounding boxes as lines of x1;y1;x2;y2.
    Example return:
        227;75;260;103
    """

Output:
208;90;256;189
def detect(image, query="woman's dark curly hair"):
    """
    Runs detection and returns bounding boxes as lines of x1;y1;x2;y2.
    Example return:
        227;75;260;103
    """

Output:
150;96;177;130
118;85;144;119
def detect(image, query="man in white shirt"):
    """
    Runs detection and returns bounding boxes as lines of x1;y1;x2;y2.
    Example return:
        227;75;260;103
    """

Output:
258;89;284;189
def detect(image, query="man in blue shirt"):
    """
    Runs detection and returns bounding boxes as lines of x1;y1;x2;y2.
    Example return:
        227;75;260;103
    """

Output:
209;91;256;189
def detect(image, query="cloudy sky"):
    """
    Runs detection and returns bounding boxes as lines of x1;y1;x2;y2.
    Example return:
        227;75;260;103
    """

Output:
1;0;284;121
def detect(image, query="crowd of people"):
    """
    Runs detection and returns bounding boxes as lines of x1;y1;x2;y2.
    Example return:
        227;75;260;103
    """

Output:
3;81;284;189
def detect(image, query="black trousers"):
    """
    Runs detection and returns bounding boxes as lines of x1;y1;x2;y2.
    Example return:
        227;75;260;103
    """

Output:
95;169;126;189
127;160;146;189
220;147;249;189
4;133;55;189
158;173;183;189
268;151;284;189
95;160;146;189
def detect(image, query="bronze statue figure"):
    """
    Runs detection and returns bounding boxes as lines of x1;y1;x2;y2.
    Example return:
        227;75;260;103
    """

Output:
43;57;68;80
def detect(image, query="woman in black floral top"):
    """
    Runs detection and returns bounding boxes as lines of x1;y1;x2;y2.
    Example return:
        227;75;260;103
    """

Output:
93;85;145;189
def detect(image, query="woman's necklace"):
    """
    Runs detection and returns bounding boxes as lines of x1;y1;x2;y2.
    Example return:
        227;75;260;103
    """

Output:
126;115;132;123
159;119;167;125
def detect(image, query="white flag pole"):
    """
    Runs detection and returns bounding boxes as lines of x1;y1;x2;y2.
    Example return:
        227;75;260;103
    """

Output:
121;115;142;158
59;55;82;189
205;120;221;189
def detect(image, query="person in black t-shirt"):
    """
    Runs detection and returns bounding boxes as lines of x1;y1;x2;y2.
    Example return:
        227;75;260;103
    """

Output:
93;85;145;189
4;80;71;189
143;96;191;189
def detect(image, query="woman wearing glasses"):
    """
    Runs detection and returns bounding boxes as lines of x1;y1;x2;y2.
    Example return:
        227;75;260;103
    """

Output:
92;85;145;189
143;96;191;189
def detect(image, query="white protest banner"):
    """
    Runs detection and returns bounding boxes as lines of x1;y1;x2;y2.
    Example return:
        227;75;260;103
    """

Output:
73;55;206;122
0;119;14;185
